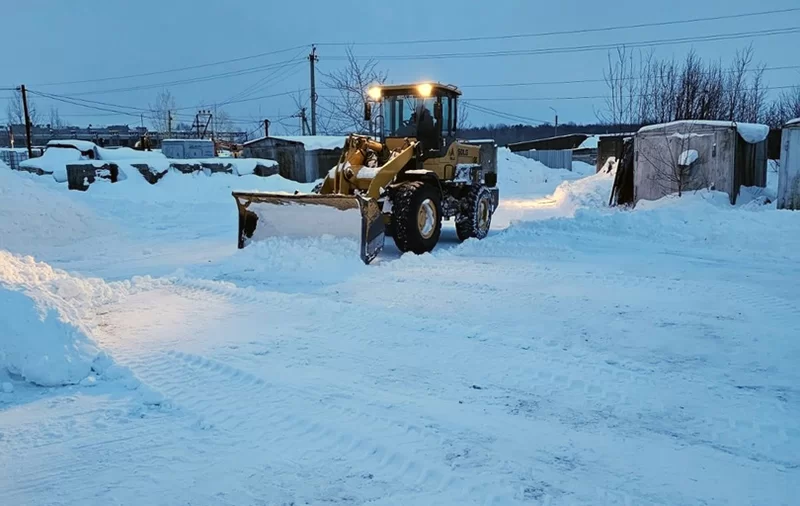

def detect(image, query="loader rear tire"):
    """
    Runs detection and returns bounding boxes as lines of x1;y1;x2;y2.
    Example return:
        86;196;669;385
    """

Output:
456;185;494;242
391;181;442;254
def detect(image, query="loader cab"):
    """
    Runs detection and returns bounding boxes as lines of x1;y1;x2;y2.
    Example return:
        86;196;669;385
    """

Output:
366;83;460;156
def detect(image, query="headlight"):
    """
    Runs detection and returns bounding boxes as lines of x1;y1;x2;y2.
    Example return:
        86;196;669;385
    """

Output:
368;86;382;101
417;83;433;97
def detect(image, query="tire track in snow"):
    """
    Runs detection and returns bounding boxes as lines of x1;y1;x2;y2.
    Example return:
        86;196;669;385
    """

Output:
97;285;524;506
150;348;521;506
166;275;800;467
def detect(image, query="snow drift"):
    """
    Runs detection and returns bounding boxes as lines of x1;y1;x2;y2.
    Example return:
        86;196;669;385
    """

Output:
0;286;107;387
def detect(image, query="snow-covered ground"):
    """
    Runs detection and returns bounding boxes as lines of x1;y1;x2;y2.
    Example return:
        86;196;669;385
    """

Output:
1;152;799;506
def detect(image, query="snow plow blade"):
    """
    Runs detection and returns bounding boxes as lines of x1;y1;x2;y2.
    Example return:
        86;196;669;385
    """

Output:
232;191;386;264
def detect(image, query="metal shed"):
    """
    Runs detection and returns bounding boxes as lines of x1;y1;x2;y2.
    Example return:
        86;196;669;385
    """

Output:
634;120;769;205
161;139;215;159
777;118;800;210
242;135;345;183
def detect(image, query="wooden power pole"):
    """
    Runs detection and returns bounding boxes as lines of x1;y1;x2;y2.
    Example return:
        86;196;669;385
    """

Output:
309;45;318;135
20;85;33;158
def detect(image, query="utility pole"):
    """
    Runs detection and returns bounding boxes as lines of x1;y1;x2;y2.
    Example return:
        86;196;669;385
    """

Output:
300;107;307;135
309;45;318;135
549;107;558;137
20;85;33;158
264;119;270;137
167;110;172;136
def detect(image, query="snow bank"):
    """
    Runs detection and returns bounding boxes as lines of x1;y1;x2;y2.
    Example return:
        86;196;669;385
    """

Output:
96;146;167;161
0;286;106;387
498;148;585;197
639;120;769;144
572;161;596;175
0;167;120;254
0;251;165;399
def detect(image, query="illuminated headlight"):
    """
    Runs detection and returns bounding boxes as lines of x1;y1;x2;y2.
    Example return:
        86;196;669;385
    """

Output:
368;86;382;101
417;83;433;97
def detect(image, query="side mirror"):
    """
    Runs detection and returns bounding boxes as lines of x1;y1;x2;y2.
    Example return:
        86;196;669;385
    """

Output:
364;102;372;122
434;101;443;121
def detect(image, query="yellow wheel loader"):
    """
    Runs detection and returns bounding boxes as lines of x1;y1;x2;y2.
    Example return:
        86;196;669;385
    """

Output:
232;82;499;264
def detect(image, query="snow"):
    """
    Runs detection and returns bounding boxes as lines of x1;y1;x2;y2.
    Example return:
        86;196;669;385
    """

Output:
679;149;699;166
96;146;167;161
571;160;595;175
639;120;770;144
786;117;800;127
0;149;799;505
19;146;87;181
0;286;101;387
46;139;98;152
577;135;599;149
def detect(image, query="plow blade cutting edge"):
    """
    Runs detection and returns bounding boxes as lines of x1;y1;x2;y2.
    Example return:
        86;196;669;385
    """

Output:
232;191;386;264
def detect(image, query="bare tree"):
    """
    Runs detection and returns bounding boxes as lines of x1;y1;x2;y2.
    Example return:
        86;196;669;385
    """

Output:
48;106;65;128
457;101;470;131
764;86;800;128
600;44;770;127
6;88;39;126
148;89;176;132
320;46;388;135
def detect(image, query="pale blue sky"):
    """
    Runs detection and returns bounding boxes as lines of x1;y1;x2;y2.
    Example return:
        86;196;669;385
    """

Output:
4;0;799;133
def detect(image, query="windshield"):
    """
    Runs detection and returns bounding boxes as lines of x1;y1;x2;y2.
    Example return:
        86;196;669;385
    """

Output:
382;95;437;138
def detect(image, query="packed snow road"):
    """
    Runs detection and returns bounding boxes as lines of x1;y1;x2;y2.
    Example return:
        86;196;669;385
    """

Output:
1;154;798;506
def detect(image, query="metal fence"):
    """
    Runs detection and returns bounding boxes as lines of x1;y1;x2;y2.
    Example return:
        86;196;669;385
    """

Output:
0;149;29;171
516;149;572;171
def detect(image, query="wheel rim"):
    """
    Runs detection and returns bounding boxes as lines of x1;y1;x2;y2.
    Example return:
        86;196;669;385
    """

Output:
417;198;437;239
477;196;491;232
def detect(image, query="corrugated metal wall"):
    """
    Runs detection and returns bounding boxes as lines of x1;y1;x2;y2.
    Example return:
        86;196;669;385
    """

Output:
0;149;29;170
516;149;572;170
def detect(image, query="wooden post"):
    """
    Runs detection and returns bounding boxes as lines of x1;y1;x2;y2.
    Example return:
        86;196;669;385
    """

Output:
264;119;270;137
20;85;33;158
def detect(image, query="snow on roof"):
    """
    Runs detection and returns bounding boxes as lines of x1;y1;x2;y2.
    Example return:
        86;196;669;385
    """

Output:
245;135;346;151
46;139;97;152
638;120;769;144
786;118;800;127
577;135;599;150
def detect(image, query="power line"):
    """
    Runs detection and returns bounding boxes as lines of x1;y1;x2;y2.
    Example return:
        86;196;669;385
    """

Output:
32;45;309;87
58;58;305;97
464;84;800;103
462;101;550;125
324;27;800;61
315;7;800;46
459;65;800;89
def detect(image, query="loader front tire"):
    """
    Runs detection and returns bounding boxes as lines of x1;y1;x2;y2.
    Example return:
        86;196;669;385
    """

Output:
391;181;442;254
456;185;494;242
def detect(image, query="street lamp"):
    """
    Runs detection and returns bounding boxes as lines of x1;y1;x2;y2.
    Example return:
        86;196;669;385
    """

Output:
549;107;558;137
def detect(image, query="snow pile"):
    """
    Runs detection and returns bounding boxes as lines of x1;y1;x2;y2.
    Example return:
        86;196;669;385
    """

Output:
571;160;596;175
0;286;107;387
47;139;97;151
0;251;164;399
96;146;167;161
0;167;120;254
81;170;315;205
498;148;584;197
